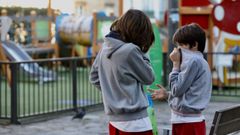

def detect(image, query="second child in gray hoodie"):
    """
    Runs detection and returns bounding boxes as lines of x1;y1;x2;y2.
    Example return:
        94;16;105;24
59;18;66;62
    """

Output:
149;23;212;135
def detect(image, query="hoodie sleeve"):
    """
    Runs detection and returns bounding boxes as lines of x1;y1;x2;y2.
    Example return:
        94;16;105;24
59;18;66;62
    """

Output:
89;52;101;90
126;47;155;85
169;59;198;97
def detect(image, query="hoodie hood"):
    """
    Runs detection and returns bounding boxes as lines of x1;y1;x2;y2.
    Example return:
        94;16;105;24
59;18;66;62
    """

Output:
180;48;203;70
180;48;203;62
103;31;125;58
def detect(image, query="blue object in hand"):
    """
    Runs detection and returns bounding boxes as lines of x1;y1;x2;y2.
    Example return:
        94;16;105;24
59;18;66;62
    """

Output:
147;93;153;108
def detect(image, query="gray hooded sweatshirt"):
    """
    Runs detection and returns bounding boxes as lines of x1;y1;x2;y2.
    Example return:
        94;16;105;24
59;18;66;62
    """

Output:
168;48;212;116
89;37;155;121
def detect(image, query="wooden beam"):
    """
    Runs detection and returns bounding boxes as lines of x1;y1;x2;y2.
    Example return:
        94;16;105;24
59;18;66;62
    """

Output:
208;14;213;70
118;0;123;16
48;0;52;41
178;0;182;27
92;12;98;56
179;6;212;15
30;10;37;45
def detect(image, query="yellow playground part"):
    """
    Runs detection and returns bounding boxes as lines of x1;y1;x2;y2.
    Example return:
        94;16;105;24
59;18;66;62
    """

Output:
56;12;115;58
58;16;93;47
223;38;240;84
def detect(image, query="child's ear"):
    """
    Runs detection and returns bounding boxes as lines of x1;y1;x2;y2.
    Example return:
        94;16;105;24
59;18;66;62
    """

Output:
193;42;198;50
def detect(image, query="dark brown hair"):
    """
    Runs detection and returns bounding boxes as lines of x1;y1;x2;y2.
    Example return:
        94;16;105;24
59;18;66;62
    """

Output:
110;9;155;53
172;23;206;53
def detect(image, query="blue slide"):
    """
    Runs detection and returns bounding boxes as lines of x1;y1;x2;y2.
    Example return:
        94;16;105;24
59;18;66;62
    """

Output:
1;41;56;83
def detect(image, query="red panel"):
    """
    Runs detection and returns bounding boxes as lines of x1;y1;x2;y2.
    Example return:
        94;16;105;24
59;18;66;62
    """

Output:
181;15;209;29
212;0;240;35
181;0;211;7
180;0;212;29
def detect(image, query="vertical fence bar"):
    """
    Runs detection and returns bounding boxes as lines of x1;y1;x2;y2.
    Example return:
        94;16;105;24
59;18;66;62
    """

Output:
22;63;25;117
10;63;18;124
84;66;87;106
5;65;8;117
51;62;54;112
28;63;30;115
60;64;63;110
64;65;67;109
72;60;77;111
32;63;35;114
38;62;41;114
83;61;85;105
69;65;71;109
17;64;20;117
163;53;168;86
43;64;45;113
235;53;239;95
234;53;237;94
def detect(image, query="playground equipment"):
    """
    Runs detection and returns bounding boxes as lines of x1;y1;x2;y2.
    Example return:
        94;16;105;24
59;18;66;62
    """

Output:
56;14;92;59
0;41;56;84
212;0;240;85
0;10;56;59
56;12;116;58
0;0;56;58
1;41;56;83
9;15;56;59
177;0;240;85
179;0;214;66
0;16;56;84
1;4;55;58
58;15;93;47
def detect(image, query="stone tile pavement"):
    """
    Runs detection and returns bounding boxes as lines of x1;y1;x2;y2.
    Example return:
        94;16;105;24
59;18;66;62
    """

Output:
0;101;240;135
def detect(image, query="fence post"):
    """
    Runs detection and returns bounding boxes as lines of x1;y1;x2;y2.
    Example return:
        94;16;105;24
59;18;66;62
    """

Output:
167;0;179;84
72;60;77;111
10;63;18;124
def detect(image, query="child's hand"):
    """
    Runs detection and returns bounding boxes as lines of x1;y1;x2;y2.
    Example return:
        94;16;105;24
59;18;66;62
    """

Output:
170;48;181;70
148;84;169;101
169;48;180;63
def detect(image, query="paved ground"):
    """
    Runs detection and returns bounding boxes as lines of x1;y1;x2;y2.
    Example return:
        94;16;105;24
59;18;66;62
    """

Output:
0;101;240;135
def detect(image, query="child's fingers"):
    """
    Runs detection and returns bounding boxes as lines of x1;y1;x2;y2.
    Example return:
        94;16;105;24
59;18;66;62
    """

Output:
152;95;157;100
156;84;165;90
147;89;155;93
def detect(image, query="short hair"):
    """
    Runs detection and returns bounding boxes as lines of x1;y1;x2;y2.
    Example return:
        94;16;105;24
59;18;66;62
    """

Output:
110;9;155;53
173;23;206;53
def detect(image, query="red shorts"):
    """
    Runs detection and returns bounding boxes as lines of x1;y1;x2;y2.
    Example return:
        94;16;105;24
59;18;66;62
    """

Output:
172;121;206;135
109;123;153;135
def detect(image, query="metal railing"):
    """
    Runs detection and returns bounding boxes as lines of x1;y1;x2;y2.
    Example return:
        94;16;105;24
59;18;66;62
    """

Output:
1;52;240;124
0;57;102;124
209;52;240;97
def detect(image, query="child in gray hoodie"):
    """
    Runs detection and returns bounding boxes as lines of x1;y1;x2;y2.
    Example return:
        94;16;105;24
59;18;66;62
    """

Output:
149;23;212;135
89;9;155;135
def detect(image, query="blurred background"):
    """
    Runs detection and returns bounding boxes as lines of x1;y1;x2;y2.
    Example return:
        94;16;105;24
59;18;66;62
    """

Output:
0;0;240;127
